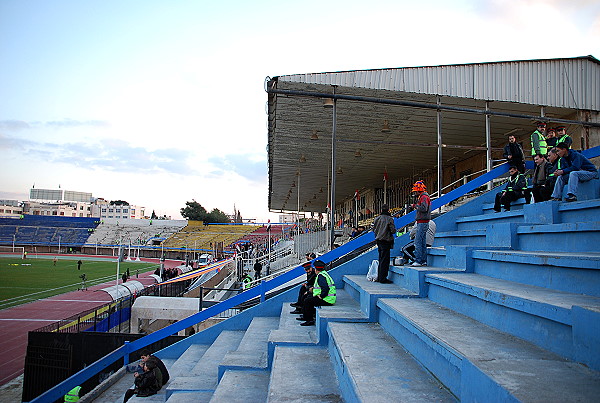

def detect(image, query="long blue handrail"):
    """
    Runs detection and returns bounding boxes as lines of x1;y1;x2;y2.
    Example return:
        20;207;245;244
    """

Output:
29;146;600;403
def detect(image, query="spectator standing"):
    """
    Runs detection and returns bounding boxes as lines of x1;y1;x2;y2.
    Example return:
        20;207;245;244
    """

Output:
555;126;573;149
551;142;598;202
545;127;558;148
531;154;553;202
371;204;396;283
503;135;525;173
530;122;548;157
410;181;431;267
494;166;528;212
253;260;262;279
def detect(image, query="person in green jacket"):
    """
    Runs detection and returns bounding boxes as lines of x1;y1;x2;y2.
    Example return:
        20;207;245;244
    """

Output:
298;260;336;327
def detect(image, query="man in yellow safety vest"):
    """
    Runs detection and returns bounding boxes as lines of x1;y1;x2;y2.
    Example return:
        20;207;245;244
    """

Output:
64;386;81;402
298;260;336;326
530;121;548;157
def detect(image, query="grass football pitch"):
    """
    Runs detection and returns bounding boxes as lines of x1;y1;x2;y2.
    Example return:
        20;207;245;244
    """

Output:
0;257;157;310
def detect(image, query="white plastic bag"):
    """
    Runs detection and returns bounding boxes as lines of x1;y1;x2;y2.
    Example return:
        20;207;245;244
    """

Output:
367;259;379;282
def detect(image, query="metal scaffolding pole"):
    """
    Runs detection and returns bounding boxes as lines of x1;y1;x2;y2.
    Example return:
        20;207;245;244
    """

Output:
437;96;443;198
486;101;492;191
329;88;337;250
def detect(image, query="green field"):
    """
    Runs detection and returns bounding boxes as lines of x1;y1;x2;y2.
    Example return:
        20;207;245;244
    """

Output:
0;257;158;310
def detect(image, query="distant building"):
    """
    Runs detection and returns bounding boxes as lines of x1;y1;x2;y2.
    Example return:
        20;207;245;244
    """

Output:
94;198;146;220
0;200;23;217
23;200;92;217
26;188;146;219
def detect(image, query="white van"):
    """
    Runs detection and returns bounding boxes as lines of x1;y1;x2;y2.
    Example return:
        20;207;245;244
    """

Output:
198;254;214;267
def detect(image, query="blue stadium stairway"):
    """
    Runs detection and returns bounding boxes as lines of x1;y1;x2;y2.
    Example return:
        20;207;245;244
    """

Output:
94;175;600;403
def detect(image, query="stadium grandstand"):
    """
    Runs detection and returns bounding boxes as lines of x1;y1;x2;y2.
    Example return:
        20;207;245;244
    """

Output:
84;218;186;247
161;221;260;252
233;223;293;248
0;215;98;249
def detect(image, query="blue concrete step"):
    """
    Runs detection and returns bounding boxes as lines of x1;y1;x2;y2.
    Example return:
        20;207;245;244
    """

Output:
166;330;244;399
455;210;524;230
218;316;279;379
433;229;486;247
560;174;600;201
425;272;600;365
342;274;418;321
268;346;342;402
389;264;464;296
267;304;318;367
166;391;212;403
327;321;456;402
168;344;209;378
210;370;270;403
315;287;368;344
377;298;600;402
482;197;528;214
426;246;447;267
472;249;600;296
558;199;600;223
516;221;600;253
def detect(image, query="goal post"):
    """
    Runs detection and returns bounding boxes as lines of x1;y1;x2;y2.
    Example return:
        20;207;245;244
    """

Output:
0;245;26;259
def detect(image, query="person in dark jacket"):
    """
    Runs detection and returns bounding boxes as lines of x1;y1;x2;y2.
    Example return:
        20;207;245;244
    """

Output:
410;181;431;267
371;204;396;283
123;361;160;402
299;260;336;326
545;127;558;148
531;154;554;202
551;143;598;202
503;135;525;173
494;166;528;212
290;261;316;314
140;349;170;386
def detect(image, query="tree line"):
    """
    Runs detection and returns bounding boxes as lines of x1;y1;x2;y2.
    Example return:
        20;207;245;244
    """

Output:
180;200;230;223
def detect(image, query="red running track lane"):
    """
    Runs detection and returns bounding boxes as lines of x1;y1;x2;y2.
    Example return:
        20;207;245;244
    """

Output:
0;257;184;387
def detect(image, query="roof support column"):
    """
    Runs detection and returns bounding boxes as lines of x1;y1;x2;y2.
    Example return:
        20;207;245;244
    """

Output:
297;172;300;237
437;96;442;199
329;89;337;251
486;101;492;191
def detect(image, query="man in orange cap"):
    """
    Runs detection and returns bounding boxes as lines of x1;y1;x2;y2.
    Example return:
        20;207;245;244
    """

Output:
410;181;431;267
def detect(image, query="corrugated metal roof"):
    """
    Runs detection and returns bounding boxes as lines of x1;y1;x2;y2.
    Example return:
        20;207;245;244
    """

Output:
278;56;600;111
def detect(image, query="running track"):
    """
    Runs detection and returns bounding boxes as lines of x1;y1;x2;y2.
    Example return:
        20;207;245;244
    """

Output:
0;256;183;387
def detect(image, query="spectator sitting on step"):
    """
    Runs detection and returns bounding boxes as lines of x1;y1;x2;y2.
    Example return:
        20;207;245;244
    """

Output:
298;260;336;326
550;142;599;202
139;349;170;386
531;154;554;203
290;262;316;314
493;166;527;212
398;220;437;265
123;360;160;402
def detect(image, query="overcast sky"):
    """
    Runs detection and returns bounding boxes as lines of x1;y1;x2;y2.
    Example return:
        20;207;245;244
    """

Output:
1;0;598;221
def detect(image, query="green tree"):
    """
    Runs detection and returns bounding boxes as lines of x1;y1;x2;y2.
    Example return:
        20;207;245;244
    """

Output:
206;208;230;223
180;200;208;221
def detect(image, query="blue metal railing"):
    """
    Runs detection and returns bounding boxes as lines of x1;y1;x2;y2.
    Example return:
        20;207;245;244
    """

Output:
30;146;600;402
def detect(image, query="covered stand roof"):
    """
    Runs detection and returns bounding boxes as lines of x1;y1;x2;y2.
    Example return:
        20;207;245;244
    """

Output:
266;56;600;213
